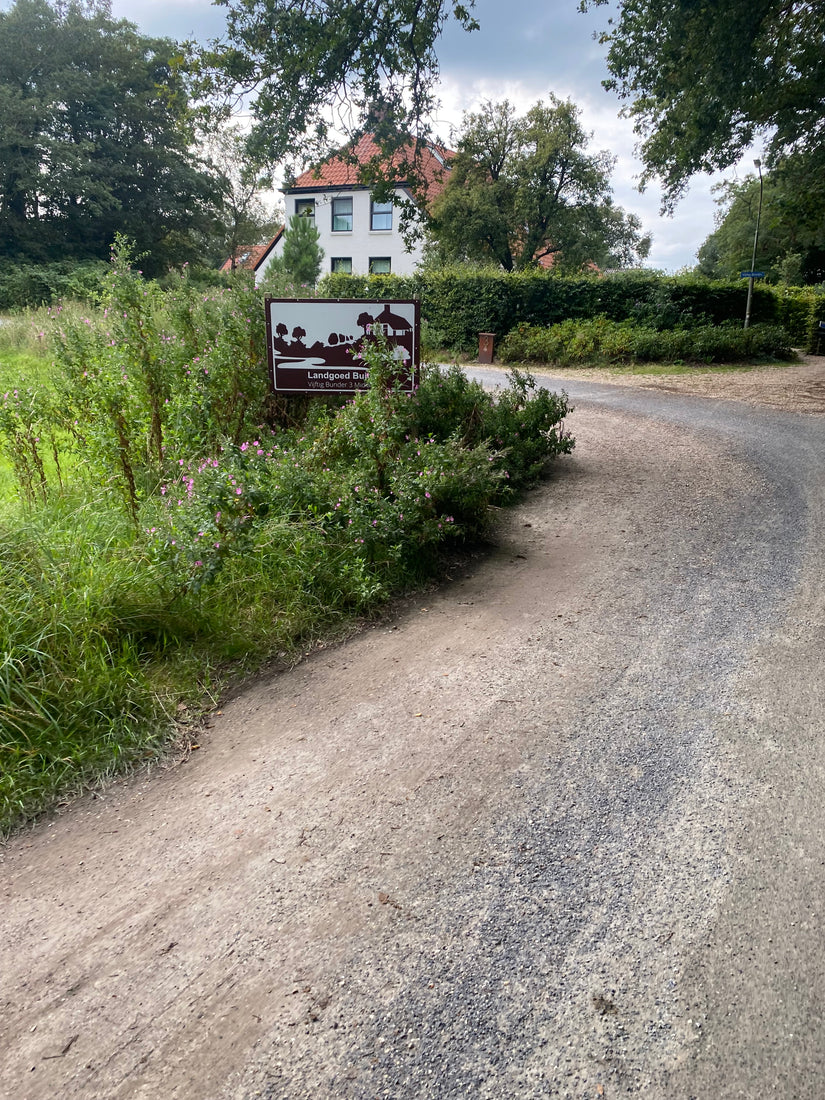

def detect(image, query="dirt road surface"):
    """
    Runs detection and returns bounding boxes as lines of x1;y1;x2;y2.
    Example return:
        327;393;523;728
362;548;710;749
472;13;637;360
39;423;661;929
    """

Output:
2;359;825;1099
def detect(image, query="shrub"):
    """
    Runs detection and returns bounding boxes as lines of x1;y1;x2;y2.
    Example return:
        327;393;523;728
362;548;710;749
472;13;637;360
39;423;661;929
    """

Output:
499;317;795;366
0;260;108;310
0;270;575;832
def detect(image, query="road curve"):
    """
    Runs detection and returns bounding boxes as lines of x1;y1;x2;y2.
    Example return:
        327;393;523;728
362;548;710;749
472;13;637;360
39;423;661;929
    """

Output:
1;372;824;1099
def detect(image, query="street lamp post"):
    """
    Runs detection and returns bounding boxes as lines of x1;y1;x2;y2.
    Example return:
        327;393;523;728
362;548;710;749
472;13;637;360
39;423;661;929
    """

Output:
744;158;763;329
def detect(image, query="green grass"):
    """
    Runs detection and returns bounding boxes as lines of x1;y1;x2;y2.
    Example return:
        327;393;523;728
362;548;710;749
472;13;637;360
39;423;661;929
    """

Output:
0;295;574;835
0;489;374;831
0;350;51;381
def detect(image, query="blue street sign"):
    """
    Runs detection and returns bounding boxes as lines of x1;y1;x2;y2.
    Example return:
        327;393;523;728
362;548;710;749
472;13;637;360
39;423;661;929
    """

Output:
740;271;765;278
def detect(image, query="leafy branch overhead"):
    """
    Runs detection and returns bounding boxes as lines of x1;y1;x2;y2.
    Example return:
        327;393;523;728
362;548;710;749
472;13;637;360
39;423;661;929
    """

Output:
581;0;825;212
194;0;478;183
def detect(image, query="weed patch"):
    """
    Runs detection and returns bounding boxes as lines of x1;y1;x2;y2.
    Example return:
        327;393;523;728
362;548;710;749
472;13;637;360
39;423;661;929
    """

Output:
0;245;574;832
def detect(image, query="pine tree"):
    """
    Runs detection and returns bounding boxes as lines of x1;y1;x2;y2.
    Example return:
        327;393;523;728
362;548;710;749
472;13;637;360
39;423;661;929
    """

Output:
278;214;324;285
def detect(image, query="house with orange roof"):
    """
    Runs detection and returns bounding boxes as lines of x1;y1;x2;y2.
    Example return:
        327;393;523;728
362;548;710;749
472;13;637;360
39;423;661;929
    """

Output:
220;229;284;282
276;134;453;278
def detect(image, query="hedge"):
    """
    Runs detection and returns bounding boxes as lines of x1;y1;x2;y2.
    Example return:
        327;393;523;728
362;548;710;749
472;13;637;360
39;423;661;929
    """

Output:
317;268;819;352
5;261;823;353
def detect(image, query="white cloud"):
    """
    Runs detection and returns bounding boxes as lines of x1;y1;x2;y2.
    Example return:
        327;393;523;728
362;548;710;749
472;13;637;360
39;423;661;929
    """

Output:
108;0;756;271
111;0;227;40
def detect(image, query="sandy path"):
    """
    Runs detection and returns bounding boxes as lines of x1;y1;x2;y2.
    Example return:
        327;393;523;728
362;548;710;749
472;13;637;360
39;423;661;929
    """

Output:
2;360;825;1098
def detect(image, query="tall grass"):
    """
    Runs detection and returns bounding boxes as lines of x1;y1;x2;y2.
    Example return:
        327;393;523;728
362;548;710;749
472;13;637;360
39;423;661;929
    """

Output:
0;244;574;833
0;497;172;822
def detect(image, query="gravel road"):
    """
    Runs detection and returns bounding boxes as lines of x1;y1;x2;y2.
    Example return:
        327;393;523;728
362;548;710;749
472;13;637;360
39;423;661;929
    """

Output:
2;362;824;1099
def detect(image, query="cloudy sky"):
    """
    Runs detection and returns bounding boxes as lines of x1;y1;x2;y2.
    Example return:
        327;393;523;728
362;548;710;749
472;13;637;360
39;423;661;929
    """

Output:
107;0;758;271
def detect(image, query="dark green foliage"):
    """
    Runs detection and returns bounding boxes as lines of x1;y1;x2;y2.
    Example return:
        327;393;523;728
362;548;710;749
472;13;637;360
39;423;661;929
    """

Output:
271;213;324;285
0;0;218;275
320;272;422;301
583;0;825;213
773;289;818;350
696;171;825;287
406;363;573;486
0;260;108;309
428;97;649;272
156;266;237;293
805;296;825;355
499;318;795;366
319;268;809;352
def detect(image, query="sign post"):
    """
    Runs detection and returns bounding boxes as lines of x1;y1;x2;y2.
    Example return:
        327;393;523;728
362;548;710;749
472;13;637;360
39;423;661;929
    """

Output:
266;298;420;395
742;270;765;332
743;158;764;329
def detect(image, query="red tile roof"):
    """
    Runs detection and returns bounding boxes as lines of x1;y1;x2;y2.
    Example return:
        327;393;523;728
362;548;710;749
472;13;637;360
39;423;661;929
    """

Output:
289;134;453;203
535;251;600;273
220;230;283;273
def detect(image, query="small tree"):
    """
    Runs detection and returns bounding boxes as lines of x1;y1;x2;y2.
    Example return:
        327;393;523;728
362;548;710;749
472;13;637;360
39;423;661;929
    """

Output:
276;213;324;285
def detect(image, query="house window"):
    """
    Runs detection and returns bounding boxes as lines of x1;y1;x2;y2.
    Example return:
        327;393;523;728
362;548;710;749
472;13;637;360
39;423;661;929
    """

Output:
295;198;315;220
331;257;352;273
369;257;391;274
332;197;353;231
371;199;393;230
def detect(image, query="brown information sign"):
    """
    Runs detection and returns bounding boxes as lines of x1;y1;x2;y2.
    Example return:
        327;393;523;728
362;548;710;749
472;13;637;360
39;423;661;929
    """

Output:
265;298;420;394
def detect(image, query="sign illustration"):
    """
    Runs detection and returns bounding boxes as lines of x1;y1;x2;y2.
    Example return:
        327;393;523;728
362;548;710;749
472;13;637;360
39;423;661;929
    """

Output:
265;298;420;394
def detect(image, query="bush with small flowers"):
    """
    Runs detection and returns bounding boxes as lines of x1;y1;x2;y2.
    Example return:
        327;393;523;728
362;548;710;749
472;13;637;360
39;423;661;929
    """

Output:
0;246;576;832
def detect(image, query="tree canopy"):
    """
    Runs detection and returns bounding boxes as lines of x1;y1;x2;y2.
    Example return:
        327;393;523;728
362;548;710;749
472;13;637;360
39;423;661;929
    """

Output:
582;0;825;211
696;171;825;285
199;0;825;233
428;98;650;272
204;123;278;269
0;0;219;274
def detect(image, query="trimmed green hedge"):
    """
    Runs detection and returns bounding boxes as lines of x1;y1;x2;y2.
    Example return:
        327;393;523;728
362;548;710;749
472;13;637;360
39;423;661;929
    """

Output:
318;268;817;352
803;292;825;353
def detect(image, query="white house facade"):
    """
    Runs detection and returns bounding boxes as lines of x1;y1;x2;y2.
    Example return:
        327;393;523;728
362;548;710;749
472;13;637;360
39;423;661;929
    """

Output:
270;134;451;280
222;135;452;283
278;184;423;277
